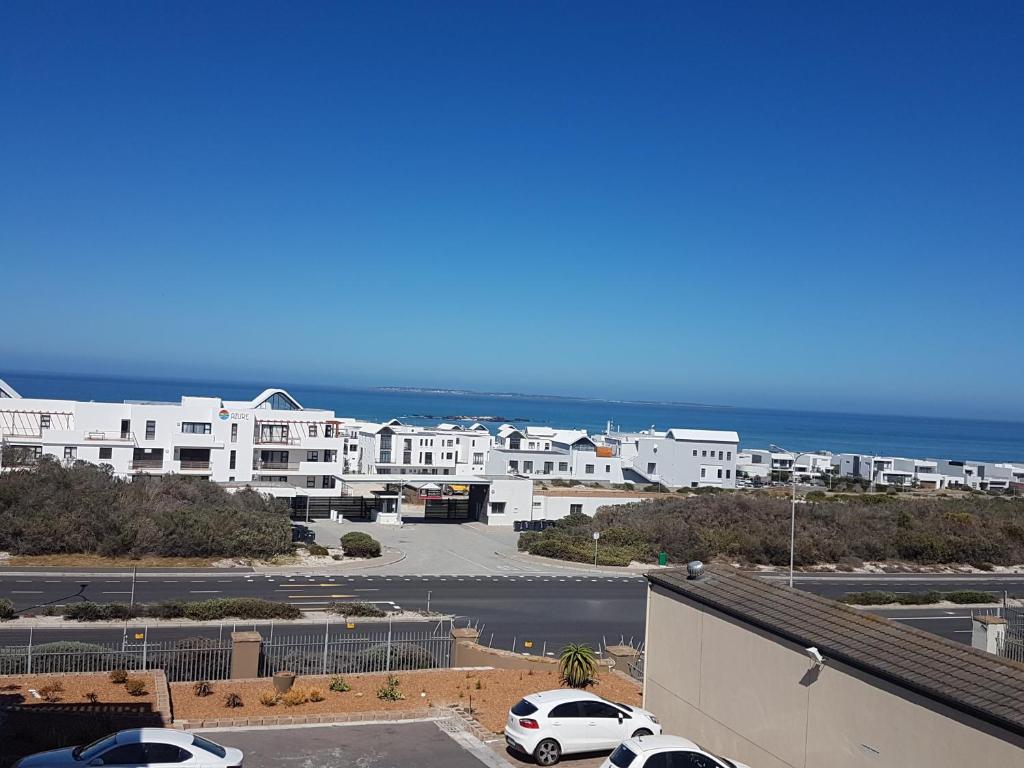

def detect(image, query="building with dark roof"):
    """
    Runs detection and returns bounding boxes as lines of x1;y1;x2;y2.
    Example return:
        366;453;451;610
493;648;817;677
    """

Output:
644;564;1024;768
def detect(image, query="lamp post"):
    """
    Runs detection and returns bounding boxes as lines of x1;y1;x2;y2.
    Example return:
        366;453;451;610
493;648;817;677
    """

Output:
593;531;600;567
770;444;798;588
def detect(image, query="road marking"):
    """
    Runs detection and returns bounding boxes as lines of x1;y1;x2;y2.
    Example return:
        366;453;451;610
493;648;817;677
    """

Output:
164;580;180;583
189;590;221;594
354;588;379;592
103;591;132;594
11;590;42;594
285;594;354;599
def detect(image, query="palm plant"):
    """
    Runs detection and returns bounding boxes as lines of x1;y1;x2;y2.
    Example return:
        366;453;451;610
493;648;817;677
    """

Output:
559;643;598;688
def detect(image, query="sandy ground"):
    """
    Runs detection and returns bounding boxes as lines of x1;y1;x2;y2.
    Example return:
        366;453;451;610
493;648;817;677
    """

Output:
0;671;158;707
171;668;642;733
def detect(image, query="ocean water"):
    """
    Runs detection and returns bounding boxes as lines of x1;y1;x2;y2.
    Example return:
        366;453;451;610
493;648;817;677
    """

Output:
2;371;1022;462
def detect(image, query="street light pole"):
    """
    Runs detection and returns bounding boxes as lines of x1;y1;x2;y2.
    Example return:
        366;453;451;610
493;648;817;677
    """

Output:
593;531;600;567
771;444;798;588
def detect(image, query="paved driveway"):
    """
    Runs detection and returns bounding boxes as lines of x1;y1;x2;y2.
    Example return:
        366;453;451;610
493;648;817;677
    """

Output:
203;721;504;768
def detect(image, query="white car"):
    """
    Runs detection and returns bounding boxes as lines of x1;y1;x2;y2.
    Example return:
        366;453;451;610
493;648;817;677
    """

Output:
13;729;243;768
505;689;662;766
600;735;751;768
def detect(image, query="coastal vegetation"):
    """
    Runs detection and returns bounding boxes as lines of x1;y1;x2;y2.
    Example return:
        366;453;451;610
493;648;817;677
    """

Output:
517;494;1024;567
0;457;291;559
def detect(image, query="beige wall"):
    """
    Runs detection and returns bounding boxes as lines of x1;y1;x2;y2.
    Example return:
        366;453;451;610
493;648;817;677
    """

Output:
644;585;1024;768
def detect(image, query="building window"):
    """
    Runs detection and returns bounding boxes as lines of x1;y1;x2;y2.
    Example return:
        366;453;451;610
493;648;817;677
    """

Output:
585;464;595;474
523;461;533;473
717;468;723;478
380;434;392;450
379;450;392;463
558;462;568;472
726;469;731;479
692;449;697;456
509;438;520;450
473;452;484;464
701;467;706;478
308;424;317;438
145;420;156;440
322;475;334;488
229;450;236;470
509;460;519;472
544;461;553;473
306;476;316;488
490;502;506;515
424;453;433;465
64;446;76;460
570;504;583;515
752;454;762;464
647;462;656;474
718;451;724;460
307;451;318;461
605;465;611;473
182;422;212;434
701;450;707;457
40;414;51;429
727;451;732;460
323;450;335;462
231;423;238;443
99;447;112;460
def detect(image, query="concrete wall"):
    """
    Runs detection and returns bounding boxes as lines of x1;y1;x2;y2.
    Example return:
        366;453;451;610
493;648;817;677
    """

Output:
644;585;1024;768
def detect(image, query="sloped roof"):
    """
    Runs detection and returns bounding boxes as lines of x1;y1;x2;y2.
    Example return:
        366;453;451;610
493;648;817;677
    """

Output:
0;378;21;398
648;565;1024;737
665;428;740;443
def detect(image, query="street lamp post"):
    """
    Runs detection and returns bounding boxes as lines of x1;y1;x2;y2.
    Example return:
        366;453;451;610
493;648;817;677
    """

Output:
771;444;798;588
593;531;600;567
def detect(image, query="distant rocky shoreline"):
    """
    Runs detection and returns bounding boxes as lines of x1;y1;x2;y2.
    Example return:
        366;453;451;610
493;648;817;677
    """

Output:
407;414;530;423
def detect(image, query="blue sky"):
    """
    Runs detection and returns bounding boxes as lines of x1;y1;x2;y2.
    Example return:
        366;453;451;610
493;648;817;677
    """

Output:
1;2;1022;420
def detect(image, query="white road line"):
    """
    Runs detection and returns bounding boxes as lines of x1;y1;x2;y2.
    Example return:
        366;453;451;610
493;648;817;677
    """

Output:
11;590;42;594
189;590;221;594
103;591;132;594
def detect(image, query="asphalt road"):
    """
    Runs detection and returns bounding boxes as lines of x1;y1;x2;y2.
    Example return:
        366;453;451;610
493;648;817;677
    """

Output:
202;721;496;768
1;571;1017;649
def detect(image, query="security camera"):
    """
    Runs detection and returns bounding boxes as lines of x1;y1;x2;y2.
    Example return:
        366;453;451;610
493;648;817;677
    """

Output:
805;647;825;667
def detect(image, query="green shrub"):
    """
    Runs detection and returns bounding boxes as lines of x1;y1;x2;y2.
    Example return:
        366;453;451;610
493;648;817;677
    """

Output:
329;676;351;692
124;678;147;696
896;591;943;605
327;602;386;618
181;598;301;621
109;669;128;684
943;590;999;604
193;681;213;697
145;600;187;619
376;674;404;701
224;692;243;708
307;543;329;556
841;592;899;605
340;532;382;558
0;459;291;559
61;603;134;622
0;598;14;621
805;491;827;502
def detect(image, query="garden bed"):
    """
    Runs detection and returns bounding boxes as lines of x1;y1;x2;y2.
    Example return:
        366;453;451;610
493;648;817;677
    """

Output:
170;668;642;733
0;671;159;709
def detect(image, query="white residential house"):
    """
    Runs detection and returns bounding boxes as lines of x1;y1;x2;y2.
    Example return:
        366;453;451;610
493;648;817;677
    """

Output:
628;428;740;489
0;385;355;496
358;420;492;476
484;425;625;482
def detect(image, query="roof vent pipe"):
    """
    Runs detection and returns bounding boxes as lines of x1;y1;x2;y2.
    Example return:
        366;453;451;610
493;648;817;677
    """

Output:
686;561;705;580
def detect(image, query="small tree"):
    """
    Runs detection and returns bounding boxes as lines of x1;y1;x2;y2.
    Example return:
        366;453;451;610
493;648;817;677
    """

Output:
559;643;597;688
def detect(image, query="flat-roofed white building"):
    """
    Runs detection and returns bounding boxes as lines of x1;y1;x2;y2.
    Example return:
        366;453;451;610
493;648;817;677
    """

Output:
0;384;357;496
484;425;625;482
358;420;492;476
627;428;740;489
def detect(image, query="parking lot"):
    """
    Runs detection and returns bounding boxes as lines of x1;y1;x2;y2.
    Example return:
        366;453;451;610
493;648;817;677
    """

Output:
202;720;510;768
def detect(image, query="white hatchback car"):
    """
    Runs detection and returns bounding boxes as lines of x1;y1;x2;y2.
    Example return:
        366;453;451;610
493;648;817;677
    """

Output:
505;689;662;765
13;728;243;768
599;735;751;768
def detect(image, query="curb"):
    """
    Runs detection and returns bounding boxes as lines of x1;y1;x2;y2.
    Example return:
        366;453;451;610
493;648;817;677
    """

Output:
176;706;439;729
493;550;655;575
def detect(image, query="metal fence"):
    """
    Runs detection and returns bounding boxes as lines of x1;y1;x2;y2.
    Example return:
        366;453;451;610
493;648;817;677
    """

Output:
0;635;232;682
260;627;452;677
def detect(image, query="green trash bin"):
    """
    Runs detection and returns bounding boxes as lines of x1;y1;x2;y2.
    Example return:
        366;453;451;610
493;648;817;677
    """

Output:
658;551;668;566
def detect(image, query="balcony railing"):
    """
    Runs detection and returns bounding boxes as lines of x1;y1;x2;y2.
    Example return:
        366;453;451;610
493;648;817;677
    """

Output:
85;431;136;442
256;435;301;445
131;460;163;470
252;461;300;471
179;460;211;470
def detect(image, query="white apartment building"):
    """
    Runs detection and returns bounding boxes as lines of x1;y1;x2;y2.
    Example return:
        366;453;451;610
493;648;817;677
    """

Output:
484;425;625;482
0;384;359;496
358;420;492;476
738;449;833;481
629;428;739;488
